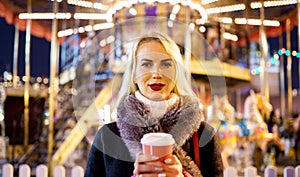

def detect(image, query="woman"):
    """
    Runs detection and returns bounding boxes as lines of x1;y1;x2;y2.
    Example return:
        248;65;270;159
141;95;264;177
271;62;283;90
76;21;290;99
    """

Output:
84;31;223;177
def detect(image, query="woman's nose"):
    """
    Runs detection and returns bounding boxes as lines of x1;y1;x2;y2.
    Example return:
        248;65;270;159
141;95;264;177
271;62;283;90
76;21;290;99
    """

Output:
151;65;162;79
152;72;162;79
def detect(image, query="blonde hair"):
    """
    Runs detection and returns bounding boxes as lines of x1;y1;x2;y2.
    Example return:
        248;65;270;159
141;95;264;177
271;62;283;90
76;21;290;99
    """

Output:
116;31;196;107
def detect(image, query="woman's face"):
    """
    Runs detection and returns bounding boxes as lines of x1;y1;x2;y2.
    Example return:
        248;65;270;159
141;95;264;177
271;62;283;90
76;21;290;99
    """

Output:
134;41;176;101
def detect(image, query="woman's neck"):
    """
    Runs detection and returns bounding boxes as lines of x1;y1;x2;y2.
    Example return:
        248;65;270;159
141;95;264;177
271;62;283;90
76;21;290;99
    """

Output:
135;91;179;119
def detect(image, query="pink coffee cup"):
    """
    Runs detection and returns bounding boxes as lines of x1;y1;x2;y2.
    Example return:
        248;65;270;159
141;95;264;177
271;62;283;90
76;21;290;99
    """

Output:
141;133;175;161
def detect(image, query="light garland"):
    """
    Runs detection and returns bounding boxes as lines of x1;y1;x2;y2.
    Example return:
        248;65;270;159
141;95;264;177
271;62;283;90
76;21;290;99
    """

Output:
223;32;238;42
201;0;218;5
277;48;300;58
206;3;245;14
251;47;300;75
250;0;298;9
67;0;109;10
235;18;280;27
57;23;114;37
1;72;50;88
19;13;110;20
56;1;208;37
105;0;207;21
19;13;72;20
218;17;233;24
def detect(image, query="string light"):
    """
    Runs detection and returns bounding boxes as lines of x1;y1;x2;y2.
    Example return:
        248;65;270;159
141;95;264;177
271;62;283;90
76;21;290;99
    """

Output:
199;26;206;33
223;32;238;42
67;0;109;10
19;13;72;19
0;75;50;88
235;18;280;27
129;7;137;16
250;0;298;9
276;48;300;58
251;48;300;75
201;0;218;5
206;4;245;14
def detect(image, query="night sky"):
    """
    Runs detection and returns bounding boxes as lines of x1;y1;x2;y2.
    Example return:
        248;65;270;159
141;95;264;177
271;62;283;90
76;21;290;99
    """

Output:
0;17;50;79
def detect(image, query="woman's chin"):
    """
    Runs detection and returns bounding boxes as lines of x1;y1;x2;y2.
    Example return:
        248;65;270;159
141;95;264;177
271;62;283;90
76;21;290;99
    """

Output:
147;93;167;101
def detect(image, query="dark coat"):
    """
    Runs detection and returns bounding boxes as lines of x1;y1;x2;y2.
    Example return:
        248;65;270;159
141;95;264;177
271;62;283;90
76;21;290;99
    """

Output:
84;121;223;177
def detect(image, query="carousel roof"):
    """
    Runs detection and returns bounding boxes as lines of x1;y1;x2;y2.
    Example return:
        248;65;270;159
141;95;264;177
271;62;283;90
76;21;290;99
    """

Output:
0;0;297;41
0;0;297;92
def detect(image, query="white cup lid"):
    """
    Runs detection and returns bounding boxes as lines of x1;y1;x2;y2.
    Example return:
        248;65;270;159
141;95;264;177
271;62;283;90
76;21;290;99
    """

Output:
141;133;175;146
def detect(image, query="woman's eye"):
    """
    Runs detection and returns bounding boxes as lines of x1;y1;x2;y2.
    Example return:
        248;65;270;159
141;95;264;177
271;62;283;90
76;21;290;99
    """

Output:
161;62;172;68
141;62;152;67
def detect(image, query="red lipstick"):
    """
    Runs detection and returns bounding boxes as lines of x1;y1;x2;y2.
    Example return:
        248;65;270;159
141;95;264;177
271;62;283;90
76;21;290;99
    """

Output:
149;83;165;91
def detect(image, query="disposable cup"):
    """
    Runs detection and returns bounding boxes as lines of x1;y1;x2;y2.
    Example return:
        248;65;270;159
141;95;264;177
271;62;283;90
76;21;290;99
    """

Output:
141;133;175;161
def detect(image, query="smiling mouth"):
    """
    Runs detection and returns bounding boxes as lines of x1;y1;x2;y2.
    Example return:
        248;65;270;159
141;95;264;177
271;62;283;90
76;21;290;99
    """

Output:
149;83;165;91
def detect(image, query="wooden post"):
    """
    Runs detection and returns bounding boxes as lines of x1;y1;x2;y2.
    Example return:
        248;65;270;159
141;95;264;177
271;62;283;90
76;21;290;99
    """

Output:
71;166;84;177
224;167;237;177
54;166;66;177
19;164;31;177
36;164;48;177
283;166;295;177
295;165;300;177
3;163;13;177
264;166;277;177
244;166;257;177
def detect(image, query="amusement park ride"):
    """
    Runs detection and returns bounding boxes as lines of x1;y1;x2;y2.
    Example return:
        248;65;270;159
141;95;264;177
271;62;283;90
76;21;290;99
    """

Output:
0;0;299;174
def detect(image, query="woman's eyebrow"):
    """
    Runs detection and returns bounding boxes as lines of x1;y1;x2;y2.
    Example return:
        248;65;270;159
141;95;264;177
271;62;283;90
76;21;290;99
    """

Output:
161;58;173;62
139;58;153;62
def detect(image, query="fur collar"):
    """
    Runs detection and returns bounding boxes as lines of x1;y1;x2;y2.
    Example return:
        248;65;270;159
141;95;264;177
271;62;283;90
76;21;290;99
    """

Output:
116;94;203;176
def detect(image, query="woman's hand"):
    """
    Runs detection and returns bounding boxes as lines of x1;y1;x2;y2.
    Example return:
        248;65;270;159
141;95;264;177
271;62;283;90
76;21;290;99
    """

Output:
133;153;184;177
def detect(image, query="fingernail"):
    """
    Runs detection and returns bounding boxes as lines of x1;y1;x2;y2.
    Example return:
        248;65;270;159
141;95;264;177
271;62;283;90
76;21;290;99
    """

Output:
164;158;172;164
151;155;159;160
154;166;163;171
158;173;167;177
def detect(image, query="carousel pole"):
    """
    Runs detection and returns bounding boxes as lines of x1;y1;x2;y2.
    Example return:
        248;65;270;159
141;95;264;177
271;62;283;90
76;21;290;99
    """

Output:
244;0;250;68
13;23;19;88
219;23;225;61
279;27;286;118
184;5;191;85
259;0;269;101
24;0;32;149
298;3;300;110
48;0;59;176
236;89;241;115
286;18;293;117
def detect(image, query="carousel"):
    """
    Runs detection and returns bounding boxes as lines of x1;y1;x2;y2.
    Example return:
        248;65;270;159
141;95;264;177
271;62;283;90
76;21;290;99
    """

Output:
0;0;300;176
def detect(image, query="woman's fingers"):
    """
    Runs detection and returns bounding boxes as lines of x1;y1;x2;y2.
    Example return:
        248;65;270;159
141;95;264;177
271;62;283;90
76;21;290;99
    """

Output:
136;153;159;163
136;173;166;177
136;163;163;172
134;161;163;176
134;154;183;177
162;155;183;176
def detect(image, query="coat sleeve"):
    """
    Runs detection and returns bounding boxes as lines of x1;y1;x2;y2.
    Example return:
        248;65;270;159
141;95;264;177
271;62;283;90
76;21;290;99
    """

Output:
84;144;106;177
84;122;134;177
84;131;106;177
198;122;224;177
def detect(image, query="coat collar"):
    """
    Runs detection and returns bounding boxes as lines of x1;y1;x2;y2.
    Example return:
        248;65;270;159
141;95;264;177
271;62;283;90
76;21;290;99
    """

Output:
116;94;202;159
